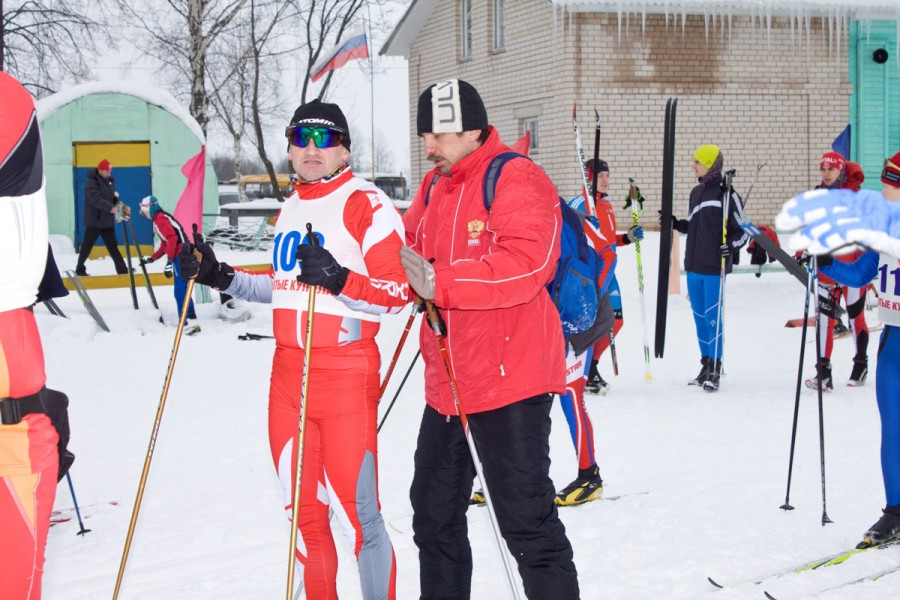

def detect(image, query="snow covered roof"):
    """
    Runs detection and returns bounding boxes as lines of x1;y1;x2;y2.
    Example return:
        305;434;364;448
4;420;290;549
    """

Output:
35;81;206;145
380;0;438;58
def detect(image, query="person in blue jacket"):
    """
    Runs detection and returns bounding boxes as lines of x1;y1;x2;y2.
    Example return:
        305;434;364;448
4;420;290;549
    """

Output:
665;145;747;391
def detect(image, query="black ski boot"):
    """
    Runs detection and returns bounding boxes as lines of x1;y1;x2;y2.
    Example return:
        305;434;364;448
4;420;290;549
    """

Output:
848;355;868;387
805;359;833;391
585;373;609;395
703;360;723;392
585;359;608;395
857;506;900;548
689;357;713;386
833;319;851;339
555;465;604;506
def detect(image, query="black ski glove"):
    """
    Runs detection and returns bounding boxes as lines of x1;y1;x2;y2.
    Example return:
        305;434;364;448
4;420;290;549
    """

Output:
815;254;834;268
164;259;174;279
296;244;349;295
178;230;235;290
797;253;834;269
718;243;731;258
140;256;154;266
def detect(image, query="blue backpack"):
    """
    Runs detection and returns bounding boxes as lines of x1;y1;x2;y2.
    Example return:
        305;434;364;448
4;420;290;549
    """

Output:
423;152;599;335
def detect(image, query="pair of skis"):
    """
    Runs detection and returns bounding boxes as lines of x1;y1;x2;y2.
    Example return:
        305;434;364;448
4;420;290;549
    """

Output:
708;537;900;598
119;214;160;310
655;98;677;359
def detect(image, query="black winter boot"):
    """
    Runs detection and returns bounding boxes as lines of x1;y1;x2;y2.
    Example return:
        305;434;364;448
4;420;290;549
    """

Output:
689;357;713;386
703;360;723;392
848;355;868;387
805;359;833;391
857;506;900;548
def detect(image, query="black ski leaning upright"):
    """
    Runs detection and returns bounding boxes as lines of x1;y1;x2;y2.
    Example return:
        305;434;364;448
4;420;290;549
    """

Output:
655;97;677;358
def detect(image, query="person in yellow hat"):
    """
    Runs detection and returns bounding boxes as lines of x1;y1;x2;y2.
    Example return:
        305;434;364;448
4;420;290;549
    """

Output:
663;145;748;391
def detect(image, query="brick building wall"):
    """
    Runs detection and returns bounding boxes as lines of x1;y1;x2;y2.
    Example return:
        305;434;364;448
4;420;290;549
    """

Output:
406;1;851;228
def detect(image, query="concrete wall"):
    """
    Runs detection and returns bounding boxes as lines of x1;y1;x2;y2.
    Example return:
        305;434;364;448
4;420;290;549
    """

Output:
406;1;853;227
40;92;218;240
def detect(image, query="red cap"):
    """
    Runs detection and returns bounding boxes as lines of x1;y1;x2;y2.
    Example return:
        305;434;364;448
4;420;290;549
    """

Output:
882;151;900;188
819;151;846;171
97;159;111;171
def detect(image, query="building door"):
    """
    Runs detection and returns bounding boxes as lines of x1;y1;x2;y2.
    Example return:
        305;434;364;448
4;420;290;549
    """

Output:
73;142;153;249
851;21;900;190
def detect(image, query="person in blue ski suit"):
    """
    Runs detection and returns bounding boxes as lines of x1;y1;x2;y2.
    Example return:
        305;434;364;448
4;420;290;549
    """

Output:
665;145;747;391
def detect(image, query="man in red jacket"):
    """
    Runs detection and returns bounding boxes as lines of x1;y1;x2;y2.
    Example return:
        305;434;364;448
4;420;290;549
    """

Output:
400;79;579;599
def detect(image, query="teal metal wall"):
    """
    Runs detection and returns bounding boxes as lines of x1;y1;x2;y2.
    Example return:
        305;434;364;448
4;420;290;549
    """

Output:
850;21;900;190
38;90;218;243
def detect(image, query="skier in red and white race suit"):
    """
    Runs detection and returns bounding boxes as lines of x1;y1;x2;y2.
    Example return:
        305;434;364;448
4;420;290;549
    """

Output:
805;152;870;390
0;72;59;599
178;100;406;599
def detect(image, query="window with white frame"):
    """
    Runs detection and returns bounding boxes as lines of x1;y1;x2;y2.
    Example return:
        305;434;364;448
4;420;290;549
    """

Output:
493;0;506;51
522;117;539;152
461;0;472;59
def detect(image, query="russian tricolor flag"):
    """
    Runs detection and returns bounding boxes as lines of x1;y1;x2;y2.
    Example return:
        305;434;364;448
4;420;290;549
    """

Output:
310;30;369;83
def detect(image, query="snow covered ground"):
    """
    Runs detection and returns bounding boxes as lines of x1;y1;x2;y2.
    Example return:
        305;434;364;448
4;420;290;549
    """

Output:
39;232;898;599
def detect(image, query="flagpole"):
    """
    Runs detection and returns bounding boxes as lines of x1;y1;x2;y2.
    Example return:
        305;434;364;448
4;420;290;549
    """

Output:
366;9;376;183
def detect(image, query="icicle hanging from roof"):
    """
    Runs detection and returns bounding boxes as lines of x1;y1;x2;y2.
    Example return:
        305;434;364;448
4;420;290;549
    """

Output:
552;0;900;66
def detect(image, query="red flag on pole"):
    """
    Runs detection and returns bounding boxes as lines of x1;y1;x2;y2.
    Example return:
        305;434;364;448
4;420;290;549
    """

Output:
510;131;531;156
174;146;206;237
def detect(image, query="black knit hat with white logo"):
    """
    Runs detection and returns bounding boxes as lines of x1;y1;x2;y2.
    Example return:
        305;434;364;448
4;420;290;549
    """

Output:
288;99;351;149
416;79;488;136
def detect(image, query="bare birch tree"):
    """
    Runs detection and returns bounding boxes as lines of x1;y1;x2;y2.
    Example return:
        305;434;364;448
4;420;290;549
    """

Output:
118;0;248;137
1;0;110;96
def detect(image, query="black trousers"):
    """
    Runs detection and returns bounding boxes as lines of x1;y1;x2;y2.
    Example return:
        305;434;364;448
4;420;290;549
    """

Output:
76;227;128;274
410;395;580;600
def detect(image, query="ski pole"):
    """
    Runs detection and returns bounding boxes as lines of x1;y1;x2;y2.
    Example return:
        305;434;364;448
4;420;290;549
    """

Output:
120;216;139;310
629;178;652;380
811;256;833;526
741;163;767;208
126;216;160;310
378;350;420;433
112;262;199;599
65;472;91;536
285;223;318;600
712;169;735;375
423;301;523;600
781;261;814;511
379;304;418;398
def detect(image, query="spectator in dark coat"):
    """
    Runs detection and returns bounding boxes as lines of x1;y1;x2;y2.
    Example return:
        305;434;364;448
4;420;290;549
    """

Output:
74;159;129;276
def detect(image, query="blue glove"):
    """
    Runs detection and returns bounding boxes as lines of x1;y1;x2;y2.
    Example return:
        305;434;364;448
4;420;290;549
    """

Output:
625;225;644;244
776;188;900;257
